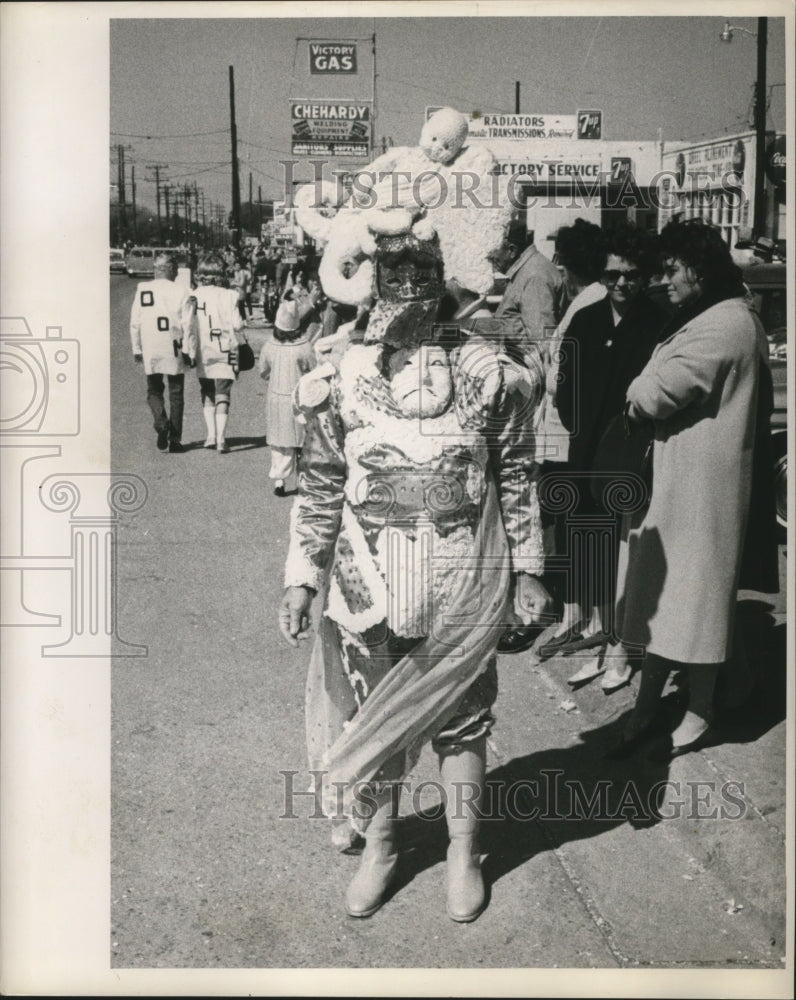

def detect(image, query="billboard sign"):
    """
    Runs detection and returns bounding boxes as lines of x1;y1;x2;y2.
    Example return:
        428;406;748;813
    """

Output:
494;159;603;181
671;138;751;188
309;41;357;74
291;101;371;157
425;107;578;140
477;113;578;140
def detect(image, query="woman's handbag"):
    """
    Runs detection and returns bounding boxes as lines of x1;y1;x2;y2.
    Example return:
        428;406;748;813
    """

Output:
236;340;256;372
590;404;655;507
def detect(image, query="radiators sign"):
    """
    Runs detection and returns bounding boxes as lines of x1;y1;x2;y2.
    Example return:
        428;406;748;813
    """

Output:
309;41;357;74
291;101;371;157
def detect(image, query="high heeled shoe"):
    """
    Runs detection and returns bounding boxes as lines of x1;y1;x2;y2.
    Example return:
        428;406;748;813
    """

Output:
537;623;587;660
650;727;717;763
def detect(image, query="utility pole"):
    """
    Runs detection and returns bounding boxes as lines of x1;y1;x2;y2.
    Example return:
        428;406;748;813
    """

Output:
248;171;253;235
131;165;137;242
163;184;171;244
515;82;521;114
753;17;768;238
184;184;192;251
229;66;241;247
371;33;377;158
155;166;163;242
117;144;127;242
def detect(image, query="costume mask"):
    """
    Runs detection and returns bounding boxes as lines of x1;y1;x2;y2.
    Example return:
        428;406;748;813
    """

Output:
388;343;453;418
375;234;444;304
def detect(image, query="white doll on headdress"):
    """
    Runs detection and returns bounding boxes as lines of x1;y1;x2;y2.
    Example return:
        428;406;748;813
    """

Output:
293;107;511;309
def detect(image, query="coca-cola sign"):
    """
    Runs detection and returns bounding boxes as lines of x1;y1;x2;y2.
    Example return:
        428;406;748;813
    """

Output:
765;135;786;188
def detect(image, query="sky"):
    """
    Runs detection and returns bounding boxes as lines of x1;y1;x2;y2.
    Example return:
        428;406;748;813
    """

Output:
110;8;788;216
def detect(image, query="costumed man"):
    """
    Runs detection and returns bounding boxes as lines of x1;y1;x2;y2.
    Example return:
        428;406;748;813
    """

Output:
129;252;196;453
278;229;551;923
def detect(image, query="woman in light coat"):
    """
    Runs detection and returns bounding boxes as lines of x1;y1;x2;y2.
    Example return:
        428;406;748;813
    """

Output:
610;221;773;759
192;254;244;454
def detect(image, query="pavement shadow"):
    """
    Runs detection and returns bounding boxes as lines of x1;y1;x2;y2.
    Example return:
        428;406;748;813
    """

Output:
388;597;786;898
388;710;672;901
214;435;269;452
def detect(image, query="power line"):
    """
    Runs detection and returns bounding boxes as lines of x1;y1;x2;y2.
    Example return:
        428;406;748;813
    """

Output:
110;128;228;139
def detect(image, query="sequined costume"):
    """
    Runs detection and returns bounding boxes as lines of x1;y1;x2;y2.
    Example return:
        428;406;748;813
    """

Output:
284;335;544;824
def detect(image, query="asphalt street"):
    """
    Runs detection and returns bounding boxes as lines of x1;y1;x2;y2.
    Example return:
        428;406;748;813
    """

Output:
110;274;788;971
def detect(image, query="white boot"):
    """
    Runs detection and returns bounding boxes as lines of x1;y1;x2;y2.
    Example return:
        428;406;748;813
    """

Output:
439;738;487;922
216;403;229;453
202;401;216;448
344;791;398;918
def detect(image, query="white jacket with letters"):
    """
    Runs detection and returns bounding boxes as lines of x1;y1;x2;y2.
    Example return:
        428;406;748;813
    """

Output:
130;277;196;375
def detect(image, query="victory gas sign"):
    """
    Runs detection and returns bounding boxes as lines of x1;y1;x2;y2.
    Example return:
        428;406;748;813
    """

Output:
309;41;357;74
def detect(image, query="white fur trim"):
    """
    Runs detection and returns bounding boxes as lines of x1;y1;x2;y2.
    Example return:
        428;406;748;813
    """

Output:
365;207;414;235
412;217;436;242
293;181;341;243
319;254;373;307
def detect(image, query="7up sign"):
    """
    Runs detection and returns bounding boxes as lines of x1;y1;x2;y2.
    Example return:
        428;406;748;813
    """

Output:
577;110;602;140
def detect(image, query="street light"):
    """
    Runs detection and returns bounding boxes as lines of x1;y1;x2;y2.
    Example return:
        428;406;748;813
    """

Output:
720;17;768;238
719;21;758;42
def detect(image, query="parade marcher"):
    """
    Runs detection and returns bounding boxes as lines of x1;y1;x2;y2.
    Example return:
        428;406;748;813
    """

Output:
279;227;551;923
129;252;196;453
258;298;316;496
191;253;244;454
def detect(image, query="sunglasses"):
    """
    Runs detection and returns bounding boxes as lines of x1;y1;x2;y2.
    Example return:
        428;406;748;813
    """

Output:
603;269;641;284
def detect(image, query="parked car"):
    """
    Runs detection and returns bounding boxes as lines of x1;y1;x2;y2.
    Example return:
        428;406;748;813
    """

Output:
125;246;155;278
110;248;126;274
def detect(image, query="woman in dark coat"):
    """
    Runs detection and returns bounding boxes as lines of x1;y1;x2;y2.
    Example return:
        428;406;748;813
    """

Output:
548;225;666;660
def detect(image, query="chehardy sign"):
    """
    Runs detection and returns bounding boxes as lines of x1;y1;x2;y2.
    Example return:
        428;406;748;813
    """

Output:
291;101;371;157
309;41;357;74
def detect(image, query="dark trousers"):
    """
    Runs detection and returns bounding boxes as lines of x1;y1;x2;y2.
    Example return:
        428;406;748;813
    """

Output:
539;463;620;625
146;373;184;442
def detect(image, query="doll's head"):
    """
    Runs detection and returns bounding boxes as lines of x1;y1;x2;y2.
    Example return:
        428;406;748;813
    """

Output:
419;107;470;164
